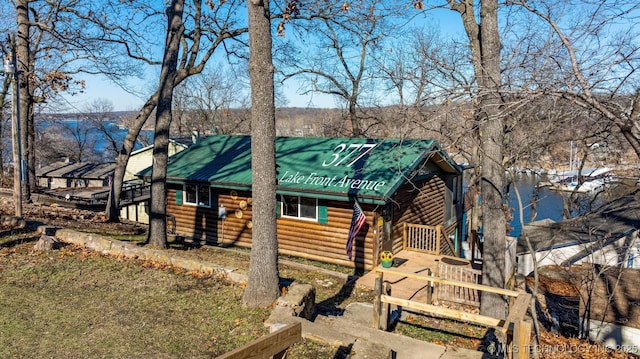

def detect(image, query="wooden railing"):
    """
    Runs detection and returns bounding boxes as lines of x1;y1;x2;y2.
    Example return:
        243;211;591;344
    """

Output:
216;322;301;359
403;223;455;257
91;181;151;205
373;266;531;359
437;257;482;307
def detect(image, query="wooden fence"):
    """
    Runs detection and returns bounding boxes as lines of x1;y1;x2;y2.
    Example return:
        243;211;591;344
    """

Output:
373;266;531;359
403;223;455;257
216;322;301;359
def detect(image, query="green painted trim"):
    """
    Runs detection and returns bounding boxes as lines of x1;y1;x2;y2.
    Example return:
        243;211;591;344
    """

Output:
175;189;183;205
318;199;328;224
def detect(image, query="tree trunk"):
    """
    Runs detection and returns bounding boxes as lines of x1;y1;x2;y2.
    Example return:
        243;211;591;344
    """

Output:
242;0;280;308
0;77;8;182
16;0;32;203
452;0;507;319
477;0;507;320
147;0;184;248
105;96;159;222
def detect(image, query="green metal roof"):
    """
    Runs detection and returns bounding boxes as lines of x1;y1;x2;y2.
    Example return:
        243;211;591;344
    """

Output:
144;134;461;205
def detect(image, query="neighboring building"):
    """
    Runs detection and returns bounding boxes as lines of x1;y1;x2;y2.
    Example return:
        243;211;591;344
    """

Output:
36;160;115;189
516;192;640;276
138;134;464;269
580;266;640;356
120;136;193;223
123;137;192;181
517;192;640;354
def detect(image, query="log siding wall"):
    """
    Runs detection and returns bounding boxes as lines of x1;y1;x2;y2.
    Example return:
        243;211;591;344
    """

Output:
166;184;375;269
277;199;375;269
390;176;446;253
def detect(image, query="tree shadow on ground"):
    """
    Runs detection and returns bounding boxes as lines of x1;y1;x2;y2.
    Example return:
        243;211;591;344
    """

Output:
0;219;44;248
315;234;367;316
0;232;40;248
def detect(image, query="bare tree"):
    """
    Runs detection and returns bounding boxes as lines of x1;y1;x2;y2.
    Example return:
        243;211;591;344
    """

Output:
443;0;509;320
172;68;251;136
146;0;184;249
106;0;249;222
9;0;150;201
47;118;100;163
242;0;280;308
85;99;119;161
0;63;10;183
374;26;476;143
279;0;410;137
4;0;248;223
510;1;640;160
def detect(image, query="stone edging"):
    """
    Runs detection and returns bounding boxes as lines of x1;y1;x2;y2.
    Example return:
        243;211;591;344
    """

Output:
44;226;248;284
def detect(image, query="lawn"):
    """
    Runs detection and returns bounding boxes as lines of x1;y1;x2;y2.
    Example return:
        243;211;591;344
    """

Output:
0;227;370;358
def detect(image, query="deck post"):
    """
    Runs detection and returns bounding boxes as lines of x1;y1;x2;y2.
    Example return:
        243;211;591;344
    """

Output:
435;225;441;255
373;269;383;330
426;268;432;304
512;320;531;359
383;282;391;331
433;259;440;303
402;223;407;250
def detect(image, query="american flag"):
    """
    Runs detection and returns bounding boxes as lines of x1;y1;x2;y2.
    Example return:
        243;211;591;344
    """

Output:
346;200;366;260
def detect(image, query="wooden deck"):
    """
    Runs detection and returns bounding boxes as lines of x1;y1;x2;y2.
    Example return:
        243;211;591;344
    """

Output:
356;250;474;302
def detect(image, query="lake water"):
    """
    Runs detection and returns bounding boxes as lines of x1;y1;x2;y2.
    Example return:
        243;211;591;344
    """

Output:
507;174;565;237
506;173;620;237
38;119;152;162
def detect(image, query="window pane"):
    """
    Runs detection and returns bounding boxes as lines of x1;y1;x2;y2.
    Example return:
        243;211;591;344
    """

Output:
185;184;197;204
198;186;210;207
299;197;317;219
282;195;299;217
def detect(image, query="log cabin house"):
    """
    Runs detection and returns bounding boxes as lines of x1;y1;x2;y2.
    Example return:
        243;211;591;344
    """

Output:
139;134;465;270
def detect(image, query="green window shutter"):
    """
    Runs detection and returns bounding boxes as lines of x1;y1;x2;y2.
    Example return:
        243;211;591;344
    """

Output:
318;199;328;224
276;198;281;218
176;189;183;205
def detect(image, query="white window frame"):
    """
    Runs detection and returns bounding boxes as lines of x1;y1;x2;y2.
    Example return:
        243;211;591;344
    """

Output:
184;184;211;208
281;195;318;221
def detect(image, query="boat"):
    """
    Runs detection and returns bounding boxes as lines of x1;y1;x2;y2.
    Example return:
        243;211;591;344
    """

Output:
547;167;612;193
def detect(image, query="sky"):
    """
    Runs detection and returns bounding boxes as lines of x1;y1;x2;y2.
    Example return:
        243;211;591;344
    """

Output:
57;5;464;113
61;73;341;113
60;75;145;113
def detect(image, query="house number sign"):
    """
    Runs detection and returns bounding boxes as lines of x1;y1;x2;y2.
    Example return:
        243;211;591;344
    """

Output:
278;142;387;192
322;143;377;167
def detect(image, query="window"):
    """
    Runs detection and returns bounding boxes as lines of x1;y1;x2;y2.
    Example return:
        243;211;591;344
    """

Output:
445;175;460;224
184;184;211;207
281;195;317;220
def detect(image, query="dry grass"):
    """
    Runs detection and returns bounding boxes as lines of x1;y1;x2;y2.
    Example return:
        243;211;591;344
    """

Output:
0;226;372;358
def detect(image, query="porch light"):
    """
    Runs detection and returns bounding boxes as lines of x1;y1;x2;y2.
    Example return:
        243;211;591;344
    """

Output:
218;204;226;244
